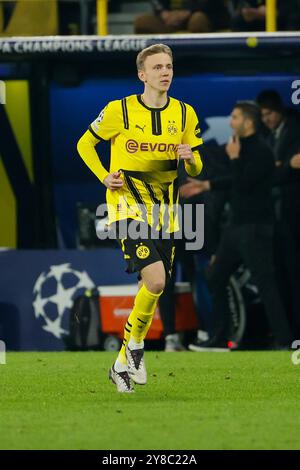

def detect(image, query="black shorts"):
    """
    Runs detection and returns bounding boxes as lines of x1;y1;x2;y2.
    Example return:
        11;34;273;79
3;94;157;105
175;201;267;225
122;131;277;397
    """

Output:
112;219;175;279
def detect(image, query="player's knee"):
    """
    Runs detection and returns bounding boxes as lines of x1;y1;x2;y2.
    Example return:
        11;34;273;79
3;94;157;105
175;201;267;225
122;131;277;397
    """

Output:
187;12;211;33
141;261;166;293
145;277;165;294
134;14;155;34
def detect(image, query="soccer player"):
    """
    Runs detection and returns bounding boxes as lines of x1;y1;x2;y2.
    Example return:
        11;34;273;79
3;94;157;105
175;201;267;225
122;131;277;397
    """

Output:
77;44;203;392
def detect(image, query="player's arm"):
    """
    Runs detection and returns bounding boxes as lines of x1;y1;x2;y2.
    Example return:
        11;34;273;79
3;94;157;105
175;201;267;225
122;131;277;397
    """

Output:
77;130;109;183
181;103;204;176
77;131;123;190
77;101;123;190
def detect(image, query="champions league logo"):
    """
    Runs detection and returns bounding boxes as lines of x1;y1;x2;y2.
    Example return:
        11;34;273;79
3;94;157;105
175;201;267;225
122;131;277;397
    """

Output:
32;263;94;339
202;116;231;145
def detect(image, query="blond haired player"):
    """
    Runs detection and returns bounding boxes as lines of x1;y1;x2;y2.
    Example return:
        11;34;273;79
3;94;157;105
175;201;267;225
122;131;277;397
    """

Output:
77;44;203;392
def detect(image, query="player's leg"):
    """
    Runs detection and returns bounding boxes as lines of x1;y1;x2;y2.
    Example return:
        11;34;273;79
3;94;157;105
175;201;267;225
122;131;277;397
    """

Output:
110;224;165;390
129;261;165;342
126;260;165;385
189;227;241;351
187;12;212;33
115;240;165;363
240;224;292;347
134;13;177;34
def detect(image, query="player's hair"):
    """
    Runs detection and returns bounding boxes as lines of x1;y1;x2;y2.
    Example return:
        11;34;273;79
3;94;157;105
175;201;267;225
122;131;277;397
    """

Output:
136;44;173;71
256;89;285;114
234;101;262;130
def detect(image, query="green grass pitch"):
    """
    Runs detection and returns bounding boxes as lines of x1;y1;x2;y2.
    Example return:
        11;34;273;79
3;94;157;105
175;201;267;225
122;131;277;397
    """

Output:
0;351;299;450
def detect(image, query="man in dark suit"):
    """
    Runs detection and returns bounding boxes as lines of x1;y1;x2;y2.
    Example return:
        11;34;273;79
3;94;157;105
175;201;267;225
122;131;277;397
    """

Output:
181;101;292;350
257;90;300;338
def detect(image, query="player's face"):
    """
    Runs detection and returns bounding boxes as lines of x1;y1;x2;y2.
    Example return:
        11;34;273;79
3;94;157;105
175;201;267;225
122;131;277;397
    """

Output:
230;108;247;137
139;53;173;93
260;108;282;130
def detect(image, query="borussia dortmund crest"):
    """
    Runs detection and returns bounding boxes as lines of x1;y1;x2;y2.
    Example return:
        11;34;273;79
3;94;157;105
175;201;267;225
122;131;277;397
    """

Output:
167;120;178;136
136;244;150;259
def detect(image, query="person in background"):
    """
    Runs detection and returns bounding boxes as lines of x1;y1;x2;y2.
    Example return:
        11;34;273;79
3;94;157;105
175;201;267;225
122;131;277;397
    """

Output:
135;0;230;34
230;0;300;32
181;101;293;350
230;0;266;31
278;0;300;31
180;145;232;350
256;90;300;338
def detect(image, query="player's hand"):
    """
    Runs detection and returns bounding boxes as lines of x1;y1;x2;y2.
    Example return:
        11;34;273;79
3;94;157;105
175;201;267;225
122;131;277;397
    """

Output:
103;171;124;191
160;10;172;24
210;254;216;266
226;136;241;160
290;153;300;169
165;10;190;26
242;7;259;22
178;144;194;164
179;178;210;198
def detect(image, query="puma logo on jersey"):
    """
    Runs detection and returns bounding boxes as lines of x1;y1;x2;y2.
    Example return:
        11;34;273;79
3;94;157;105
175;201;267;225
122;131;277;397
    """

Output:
135;124;146;133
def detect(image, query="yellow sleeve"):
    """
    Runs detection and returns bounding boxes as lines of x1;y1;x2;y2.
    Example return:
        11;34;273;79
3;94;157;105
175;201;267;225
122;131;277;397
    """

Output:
182;104;203;176
182;104;203;148
89;100;121;140
77;130;109;184
184;149;203;177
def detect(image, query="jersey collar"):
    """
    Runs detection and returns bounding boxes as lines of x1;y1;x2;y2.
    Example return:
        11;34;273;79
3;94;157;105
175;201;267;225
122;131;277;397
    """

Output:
137;94;170;111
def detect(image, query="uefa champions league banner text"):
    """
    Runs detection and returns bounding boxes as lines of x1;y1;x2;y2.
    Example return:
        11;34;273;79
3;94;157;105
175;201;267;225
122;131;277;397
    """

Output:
0;81;6;104
96;203;204;251
0;340;6;365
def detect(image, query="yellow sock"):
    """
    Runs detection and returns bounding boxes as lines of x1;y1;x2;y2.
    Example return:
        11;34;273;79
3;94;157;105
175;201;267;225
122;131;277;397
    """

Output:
117;317;133;365
130;284;162;343
117;284;162;363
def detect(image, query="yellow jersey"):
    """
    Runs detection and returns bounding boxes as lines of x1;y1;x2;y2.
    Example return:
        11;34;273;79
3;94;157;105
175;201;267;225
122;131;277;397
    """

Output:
84;94;203;232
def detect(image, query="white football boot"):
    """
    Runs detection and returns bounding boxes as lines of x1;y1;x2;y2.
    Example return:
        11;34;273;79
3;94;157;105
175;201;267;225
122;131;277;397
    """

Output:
108;365;134;393
126;347;147;385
